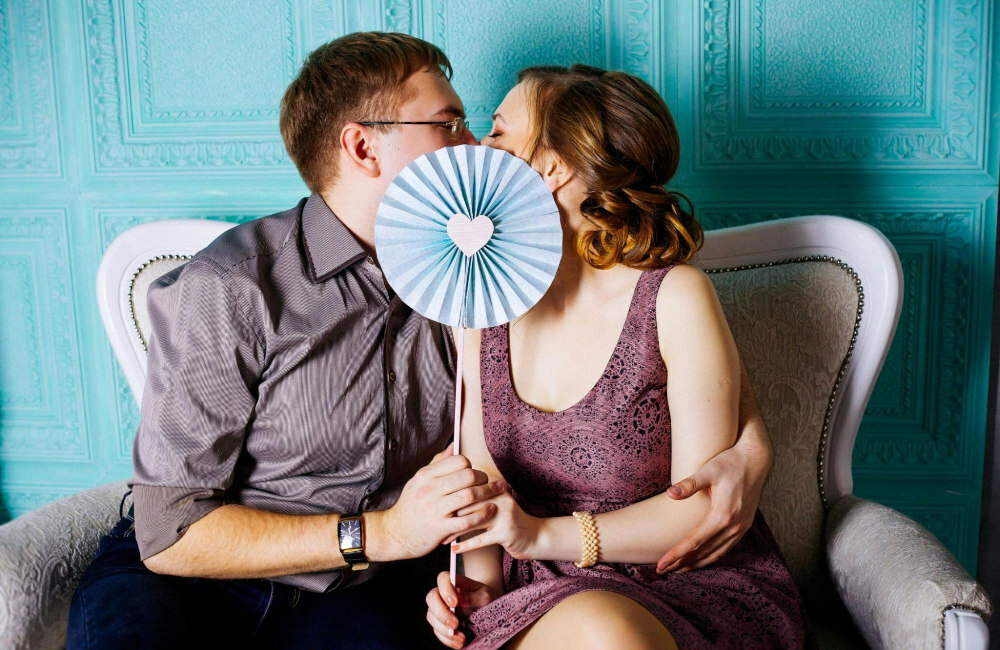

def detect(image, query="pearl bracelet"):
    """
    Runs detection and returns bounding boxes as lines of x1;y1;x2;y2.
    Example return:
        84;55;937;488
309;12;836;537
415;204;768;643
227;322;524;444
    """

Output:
572;511;600;568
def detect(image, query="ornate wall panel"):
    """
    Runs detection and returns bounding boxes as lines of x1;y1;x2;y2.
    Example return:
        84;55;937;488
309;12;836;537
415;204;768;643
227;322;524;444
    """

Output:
0;0;995;574
687;0;990;173
81;0;304;174
0;209;87;461
0;0;61;176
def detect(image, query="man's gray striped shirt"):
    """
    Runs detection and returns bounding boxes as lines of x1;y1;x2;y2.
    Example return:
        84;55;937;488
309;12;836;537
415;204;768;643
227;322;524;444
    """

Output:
129;193;456;592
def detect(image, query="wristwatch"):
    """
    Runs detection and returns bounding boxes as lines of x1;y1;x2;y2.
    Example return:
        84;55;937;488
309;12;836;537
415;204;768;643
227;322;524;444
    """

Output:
338;513;370;571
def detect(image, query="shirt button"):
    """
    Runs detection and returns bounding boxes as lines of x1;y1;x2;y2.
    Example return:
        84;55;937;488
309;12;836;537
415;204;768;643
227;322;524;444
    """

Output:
388;439;399;452
366;255;376;266
387;370;396;383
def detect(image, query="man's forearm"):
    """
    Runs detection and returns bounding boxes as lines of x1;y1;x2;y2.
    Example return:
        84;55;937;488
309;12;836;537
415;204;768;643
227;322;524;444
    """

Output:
143;504;396;579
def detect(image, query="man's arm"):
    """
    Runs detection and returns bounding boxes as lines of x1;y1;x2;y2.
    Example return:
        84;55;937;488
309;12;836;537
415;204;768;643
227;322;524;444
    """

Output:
144;504;347;577
134;261;502;579
656;355;774;573
144;450;498;578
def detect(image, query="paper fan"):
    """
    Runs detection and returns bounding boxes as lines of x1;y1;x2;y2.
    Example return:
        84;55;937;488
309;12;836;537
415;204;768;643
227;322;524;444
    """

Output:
375;144;562;601
374;144;562;329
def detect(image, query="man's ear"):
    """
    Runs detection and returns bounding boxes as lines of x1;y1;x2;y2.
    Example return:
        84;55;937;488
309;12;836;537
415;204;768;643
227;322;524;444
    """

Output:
538;152;574;193
340;123;380;178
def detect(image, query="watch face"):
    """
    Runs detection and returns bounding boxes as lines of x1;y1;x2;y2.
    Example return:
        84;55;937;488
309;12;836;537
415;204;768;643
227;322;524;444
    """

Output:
340;520;362;550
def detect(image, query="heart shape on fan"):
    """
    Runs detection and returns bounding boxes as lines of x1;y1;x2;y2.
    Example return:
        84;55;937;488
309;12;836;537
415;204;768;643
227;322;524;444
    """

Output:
448;214;494;256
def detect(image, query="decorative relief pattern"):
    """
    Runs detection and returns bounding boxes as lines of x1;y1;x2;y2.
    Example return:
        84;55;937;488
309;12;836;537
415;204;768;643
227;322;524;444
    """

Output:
751;0;927;110
130;0;297;124
698;208;980;474
83;0;297;172
0;2;15;127
428;0;612;132
699;0;987;169
865;242;930;422
0;0;60;176
0;255;43;406
622;0;653;82
0;486;79;520
0;211;85;459
306;0;352;47
383;0;414;35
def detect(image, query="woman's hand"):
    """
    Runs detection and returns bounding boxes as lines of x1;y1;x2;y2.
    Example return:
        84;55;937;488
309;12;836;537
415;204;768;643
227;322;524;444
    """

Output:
448;488;542;560
426;572;499;648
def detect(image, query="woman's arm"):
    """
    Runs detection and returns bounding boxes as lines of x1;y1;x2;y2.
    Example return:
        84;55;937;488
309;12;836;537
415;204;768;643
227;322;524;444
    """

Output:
656;357;774;573
452;265;742;564
450;327;506;594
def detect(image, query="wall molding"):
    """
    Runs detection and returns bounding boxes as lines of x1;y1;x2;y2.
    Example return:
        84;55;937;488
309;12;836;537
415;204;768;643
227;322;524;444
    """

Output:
0;0;61;177
82;0;300;174
697;0;989;171
0;209;86;461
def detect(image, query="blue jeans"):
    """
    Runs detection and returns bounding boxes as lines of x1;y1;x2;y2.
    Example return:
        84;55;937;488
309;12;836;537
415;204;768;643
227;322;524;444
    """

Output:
67;500;441;649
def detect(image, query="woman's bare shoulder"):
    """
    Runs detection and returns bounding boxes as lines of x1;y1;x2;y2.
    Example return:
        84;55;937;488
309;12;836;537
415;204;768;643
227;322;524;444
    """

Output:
656;262;718;309
654;262;729;360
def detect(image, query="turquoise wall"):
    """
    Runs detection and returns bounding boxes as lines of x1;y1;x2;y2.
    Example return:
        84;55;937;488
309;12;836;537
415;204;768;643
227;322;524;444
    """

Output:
0;0;996;573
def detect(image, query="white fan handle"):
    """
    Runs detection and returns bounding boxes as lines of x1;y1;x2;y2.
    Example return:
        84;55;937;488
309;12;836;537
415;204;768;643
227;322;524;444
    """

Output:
449;325;464;614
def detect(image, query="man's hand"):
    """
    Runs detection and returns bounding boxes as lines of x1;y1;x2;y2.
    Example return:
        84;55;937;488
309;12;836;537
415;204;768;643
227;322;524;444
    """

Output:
656;437;770;573
426;572;498;648
367;448;506;562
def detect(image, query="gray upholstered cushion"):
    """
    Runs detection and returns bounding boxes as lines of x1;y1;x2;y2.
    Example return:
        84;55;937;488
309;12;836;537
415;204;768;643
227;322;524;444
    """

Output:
826;495;993;650
709;260;859;600
0;481;128;650
709;259;866;647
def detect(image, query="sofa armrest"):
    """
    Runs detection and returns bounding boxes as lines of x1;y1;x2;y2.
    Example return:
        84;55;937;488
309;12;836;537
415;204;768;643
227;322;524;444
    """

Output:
826;495;992;650
0;480;129;650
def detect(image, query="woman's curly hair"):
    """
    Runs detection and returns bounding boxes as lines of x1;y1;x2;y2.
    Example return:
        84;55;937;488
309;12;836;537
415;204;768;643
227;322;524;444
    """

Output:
517;64;702;269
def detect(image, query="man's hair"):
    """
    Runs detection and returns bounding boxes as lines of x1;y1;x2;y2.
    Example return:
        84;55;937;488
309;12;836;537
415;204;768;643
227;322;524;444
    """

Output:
280;32;453;192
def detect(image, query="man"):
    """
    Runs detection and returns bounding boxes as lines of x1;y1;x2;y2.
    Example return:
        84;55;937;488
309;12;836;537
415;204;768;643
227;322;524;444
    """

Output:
67;32;774;649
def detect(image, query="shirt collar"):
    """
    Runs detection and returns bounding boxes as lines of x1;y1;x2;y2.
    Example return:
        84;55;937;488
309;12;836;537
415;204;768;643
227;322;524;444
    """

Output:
301;193;368;282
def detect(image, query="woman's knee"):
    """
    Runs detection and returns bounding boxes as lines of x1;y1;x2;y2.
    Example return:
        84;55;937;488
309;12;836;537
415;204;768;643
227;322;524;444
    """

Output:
537;591;676;650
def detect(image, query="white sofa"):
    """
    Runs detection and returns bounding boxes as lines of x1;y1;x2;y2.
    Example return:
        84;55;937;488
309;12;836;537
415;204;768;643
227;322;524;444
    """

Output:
0;215;991;649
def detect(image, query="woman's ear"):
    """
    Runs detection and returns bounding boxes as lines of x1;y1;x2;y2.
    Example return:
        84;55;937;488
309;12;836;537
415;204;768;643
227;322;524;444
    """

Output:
538;152;574;193
339;123;381;178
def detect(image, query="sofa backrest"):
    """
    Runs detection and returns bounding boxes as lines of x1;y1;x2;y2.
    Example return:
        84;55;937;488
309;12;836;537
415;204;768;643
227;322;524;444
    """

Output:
693;216;902;613
99;214;903;613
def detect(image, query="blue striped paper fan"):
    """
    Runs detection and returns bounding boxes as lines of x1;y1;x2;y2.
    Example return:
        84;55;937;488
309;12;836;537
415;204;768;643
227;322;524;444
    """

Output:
375;144;562;329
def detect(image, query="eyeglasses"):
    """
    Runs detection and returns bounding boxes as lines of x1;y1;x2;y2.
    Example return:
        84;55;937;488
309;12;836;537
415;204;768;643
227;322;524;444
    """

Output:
357;115;470;140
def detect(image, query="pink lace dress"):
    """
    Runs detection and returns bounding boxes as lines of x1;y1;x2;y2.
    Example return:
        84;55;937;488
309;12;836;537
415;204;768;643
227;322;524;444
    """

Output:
464;265;807;649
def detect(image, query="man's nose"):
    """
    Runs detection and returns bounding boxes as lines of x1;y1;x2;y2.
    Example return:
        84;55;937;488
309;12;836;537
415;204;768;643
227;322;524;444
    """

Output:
460;127;478;146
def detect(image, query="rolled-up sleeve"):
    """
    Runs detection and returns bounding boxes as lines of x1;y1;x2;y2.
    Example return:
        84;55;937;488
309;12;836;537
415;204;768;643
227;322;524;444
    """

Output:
129;259;263;561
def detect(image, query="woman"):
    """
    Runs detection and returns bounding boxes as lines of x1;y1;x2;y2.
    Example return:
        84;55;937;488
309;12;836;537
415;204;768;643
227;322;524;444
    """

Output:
424;65;807;649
